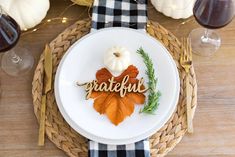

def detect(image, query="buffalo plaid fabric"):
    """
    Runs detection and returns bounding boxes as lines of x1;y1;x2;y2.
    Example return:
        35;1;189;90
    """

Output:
91;0;148;30
89;139;150;157
89;1;150;157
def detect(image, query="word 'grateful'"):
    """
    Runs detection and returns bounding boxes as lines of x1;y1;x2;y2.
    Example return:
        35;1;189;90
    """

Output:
77;75;147;99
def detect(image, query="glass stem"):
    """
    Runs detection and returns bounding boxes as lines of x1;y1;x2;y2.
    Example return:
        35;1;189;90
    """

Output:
204;29;210;38
201;29;210;43
10;51;22;64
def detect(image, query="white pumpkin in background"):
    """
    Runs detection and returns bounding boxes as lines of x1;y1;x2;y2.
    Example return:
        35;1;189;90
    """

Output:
0;0;50;30
151;0;196;19
104;46;131;73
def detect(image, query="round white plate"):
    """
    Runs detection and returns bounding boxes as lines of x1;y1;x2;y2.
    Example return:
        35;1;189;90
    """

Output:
55;27;180;145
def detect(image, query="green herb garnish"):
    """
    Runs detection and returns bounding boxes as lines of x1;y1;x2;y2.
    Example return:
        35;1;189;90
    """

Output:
137;47;161;114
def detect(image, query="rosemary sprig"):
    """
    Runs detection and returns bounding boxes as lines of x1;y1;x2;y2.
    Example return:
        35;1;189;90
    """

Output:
137;47;161;114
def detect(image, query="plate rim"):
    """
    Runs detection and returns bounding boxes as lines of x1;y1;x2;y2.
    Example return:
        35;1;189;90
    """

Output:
54;27;180;145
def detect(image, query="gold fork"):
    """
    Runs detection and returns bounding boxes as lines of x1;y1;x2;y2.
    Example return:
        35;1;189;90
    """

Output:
180;38;193;133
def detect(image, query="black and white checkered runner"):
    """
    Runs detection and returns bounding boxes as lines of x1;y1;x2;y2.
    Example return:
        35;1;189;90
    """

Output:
89;139;150;157
89;1;150;156
91;0;148;30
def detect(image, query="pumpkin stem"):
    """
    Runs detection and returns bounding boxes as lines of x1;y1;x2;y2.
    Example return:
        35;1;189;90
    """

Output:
113;52;121;57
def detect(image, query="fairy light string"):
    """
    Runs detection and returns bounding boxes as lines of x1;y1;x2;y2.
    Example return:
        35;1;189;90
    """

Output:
21;1;195;36
21;3;90;36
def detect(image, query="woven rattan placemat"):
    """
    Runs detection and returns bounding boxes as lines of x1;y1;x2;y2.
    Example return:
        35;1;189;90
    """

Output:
32;19;197;157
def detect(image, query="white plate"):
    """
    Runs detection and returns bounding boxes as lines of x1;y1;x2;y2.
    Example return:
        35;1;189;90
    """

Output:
55;27;180;145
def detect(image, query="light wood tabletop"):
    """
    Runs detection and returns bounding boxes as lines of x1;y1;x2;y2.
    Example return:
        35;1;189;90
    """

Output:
0;0;235;156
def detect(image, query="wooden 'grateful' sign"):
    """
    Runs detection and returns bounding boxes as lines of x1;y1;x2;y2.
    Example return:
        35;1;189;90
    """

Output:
77;75;147;99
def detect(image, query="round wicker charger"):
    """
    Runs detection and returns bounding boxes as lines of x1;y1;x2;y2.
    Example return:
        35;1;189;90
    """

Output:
32;19;197;157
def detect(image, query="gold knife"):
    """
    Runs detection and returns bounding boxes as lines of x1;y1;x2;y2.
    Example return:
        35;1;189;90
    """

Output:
38;44;52;146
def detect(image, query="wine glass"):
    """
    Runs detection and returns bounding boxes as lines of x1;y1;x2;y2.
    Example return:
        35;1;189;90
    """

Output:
0;6;34;76
189;0;234;56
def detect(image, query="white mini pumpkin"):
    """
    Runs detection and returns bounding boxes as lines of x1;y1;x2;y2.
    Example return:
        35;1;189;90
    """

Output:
0;0;50;30
151;0;196;19
104;46;130;73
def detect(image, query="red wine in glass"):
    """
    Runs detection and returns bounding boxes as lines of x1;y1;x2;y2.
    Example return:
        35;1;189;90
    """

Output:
193;0;234;29
0;6;34;76
0;14;21;52
189;0;234;56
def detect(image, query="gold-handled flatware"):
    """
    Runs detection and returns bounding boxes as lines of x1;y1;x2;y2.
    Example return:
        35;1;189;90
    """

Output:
180;38;193;133
38;44;53;146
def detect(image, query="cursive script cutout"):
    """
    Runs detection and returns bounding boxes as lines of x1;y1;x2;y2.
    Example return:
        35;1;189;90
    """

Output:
77;75;147;99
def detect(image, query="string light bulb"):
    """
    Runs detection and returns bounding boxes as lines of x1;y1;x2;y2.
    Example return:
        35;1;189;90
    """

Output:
61;17;67;23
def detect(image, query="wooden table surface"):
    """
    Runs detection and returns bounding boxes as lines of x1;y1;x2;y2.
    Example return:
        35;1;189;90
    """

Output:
0;0;235;157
